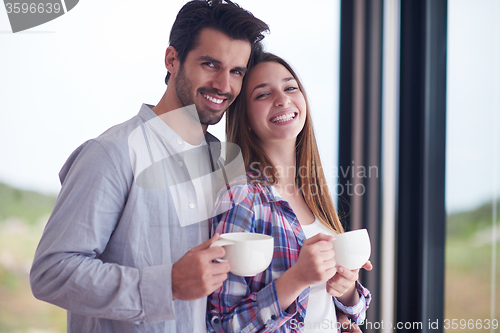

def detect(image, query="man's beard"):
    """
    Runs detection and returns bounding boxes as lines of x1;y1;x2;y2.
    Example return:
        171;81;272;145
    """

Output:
174;65;233;126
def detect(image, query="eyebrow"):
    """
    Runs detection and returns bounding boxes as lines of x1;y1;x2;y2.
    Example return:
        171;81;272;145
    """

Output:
251;77;296;93
197;55;247;75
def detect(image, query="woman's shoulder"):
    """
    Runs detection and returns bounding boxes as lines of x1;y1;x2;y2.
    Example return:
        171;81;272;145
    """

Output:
214;171;272;206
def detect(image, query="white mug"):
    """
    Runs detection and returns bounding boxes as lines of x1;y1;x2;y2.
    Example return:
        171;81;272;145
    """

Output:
210;232;274;277
331;229;371;270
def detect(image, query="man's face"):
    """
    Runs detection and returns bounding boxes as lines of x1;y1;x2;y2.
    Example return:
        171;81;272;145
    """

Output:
174;28;252;125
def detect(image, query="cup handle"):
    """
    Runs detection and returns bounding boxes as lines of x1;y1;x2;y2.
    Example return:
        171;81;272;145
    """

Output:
210;239;234;262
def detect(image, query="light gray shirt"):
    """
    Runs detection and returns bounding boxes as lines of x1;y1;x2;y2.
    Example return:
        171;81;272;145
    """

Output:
30;104;226;332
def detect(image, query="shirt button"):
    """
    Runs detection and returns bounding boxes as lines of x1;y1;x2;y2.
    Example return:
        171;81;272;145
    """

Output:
176;139;183;145
189;203;195;209
178;160;184;167
271;315;277;320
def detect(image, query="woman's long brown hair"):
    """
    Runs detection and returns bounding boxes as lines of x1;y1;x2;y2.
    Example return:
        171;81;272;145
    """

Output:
226;52;344;234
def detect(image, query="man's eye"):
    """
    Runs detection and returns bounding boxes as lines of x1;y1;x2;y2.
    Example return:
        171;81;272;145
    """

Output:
203;62;215;68
231;70;243;76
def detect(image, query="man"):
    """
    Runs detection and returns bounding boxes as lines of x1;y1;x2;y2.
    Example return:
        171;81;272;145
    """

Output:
30;1;269;332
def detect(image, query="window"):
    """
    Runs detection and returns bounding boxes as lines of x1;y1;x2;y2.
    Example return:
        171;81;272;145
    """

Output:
445;0;500;328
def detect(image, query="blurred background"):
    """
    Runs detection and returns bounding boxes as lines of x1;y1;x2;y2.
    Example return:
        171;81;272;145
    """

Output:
0;0;498;332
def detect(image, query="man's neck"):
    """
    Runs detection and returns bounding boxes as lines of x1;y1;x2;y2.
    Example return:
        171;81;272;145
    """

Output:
153;89;207;145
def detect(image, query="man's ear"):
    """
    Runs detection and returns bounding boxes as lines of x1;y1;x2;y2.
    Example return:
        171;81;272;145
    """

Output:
165;46;179;76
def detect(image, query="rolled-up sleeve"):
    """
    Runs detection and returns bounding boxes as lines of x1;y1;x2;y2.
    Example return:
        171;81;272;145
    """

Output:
333;281;371;325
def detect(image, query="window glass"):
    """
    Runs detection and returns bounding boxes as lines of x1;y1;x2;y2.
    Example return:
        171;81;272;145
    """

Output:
446;0;500;329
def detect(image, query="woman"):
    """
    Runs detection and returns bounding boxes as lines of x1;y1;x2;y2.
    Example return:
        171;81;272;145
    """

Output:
208;53;371;333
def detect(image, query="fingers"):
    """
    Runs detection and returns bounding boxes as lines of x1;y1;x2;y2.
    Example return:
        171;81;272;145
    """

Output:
300;233;337;281
303;233;335;256
326;266;359;296
190;234;229;261
210;270;229;288
189;233;220;252
198;258;230;295
304;232;335;246
336;266;359;281
308;245;336;269
337;313;361;333
204;245;227;262
328;267;358;287
326;279;349;297
172;237;231;301
210;260;230;275
295;234;337;284
362;260;373;271
327;262;371;293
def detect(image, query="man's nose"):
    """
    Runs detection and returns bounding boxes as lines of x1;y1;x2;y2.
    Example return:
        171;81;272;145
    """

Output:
212;71;231;94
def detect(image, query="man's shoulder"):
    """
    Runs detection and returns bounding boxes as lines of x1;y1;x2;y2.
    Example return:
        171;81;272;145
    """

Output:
59;105;152;183
94;105;153;148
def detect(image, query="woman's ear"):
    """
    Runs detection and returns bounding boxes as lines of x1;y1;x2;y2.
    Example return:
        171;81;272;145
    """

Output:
165;46;179;76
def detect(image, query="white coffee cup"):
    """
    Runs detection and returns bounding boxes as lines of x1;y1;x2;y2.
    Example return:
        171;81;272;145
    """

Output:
331;229;371;270
210;232;274;277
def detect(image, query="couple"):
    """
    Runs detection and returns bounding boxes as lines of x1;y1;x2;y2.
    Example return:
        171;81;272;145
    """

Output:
30;0;371;332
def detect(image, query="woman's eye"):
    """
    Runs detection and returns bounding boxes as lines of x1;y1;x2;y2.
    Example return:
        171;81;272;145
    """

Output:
285;86;298;92
256;93;269;99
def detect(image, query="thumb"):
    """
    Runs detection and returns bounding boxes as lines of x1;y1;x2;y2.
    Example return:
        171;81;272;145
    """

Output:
362;260;373;271
189;233;221;253
304;232;334;246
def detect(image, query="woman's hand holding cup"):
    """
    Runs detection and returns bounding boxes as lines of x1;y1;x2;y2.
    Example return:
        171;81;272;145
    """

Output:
293;233;337;285
324;228;372;305
274;233;336;311
326;261;373;305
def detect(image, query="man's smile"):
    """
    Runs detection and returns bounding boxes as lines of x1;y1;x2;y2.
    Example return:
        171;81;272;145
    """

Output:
202;93;224;105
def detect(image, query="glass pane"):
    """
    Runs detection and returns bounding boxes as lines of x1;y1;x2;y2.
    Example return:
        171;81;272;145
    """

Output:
446;0;500;331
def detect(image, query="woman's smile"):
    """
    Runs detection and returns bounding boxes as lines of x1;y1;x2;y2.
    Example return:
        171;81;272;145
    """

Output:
269;111;298;124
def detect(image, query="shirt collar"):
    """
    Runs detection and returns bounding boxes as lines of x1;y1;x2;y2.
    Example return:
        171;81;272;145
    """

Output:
138;104;221;160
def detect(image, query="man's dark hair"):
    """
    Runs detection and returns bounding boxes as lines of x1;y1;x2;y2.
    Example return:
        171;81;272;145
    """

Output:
165;0;269;84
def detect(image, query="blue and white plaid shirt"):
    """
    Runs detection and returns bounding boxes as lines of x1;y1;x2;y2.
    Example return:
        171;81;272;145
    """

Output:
207;174;371;333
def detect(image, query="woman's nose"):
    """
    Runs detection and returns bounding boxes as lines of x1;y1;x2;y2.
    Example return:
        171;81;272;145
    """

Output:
274;92;289;107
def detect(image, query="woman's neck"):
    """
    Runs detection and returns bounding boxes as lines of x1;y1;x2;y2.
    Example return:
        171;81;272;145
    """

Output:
262;139;297;187
263;139;315;226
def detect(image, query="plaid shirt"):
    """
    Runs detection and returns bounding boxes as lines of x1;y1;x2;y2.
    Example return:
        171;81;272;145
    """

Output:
207;175;371;333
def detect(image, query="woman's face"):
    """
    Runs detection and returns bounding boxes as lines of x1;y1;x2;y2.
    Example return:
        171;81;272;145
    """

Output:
245;61;307;148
